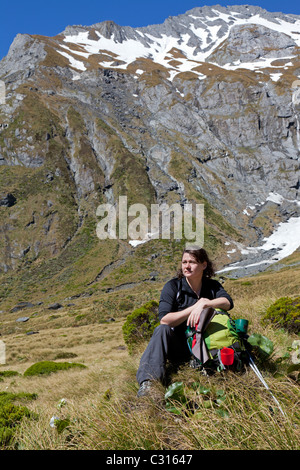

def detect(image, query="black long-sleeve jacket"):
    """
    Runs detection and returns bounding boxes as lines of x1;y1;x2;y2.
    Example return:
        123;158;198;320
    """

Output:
158;276;234;335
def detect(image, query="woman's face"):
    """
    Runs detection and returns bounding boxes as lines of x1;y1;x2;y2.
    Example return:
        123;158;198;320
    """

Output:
181;252;207;280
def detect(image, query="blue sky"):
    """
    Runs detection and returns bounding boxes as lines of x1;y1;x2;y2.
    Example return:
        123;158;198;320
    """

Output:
1;1;300;60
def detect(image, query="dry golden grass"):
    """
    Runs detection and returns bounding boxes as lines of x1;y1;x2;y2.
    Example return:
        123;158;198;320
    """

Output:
13;360;300;450
2;318;129;376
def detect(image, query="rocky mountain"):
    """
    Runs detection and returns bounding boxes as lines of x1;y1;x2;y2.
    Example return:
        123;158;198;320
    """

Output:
0;4;300;305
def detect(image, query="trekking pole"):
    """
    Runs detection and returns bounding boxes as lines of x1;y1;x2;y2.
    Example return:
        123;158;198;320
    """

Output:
248;354;286;418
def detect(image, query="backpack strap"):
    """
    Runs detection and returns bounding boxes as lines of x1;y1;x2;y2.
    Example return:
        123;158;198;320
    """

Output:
176;277;183;304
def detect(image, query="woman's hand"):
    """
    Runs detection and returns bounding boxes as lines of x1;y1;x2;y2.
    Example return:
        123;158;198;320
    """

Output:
187;296;231;328
187;298;211;328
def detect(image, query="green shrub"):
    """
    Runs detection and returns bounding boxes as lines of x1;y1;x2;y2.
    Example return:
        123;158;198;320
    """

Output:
0;371;20;378
0;392;37;448
263;296;300;334
23;361;87;377
122;300;159;353
247;333;274;359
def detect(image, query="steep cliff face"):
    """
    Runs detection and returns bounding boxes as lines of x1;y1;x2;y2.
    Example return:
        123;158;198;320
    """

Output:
0;4;299;295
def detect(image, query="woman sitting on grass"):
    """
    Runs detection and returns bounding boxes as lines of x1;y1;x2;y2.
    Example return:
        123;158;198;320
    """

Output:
136;247;234;397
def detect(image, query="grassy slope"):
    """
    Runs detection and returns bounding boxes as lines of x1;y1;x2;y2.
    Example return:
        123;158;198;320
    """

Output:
0;249;299;450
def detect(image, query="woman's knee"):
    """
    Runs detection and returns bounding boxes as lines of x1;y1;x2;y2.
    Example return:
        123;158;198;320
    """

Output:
153;324;173;337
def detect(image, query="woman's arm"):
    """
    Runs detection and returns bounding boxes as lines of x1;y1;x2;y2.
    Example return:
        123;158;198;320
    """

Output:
187;296;231;327
160;296;231;328
160;305;194;328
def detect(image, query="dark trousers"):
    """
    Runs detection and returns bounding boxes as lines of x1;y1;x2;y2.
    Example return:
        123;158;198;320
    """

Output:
136;324;191;385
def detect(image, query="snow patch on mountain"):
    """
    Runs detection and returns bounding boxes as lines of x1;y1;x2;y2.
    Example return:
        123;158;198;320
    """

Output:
219;215;300;275
219;192;300;275
60;5;300;80
57;49;87;71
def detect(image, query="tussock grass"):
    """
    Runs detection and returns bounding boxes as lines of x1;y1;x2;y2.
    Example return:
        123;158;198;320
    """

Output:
14;363;299;450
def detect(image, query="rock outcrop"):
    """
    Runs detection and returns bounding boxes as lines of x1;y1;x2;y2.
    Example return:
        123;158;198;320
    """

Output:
0;4;299;281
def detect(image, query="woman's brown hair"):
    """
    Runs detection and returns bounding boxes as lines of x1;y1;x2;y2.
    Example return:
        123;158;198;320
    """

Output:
177;248;215;279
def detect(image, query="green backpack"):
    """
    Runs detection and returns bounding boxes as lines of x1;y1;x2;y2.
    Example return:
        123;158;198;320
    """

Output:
186;309;248;372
